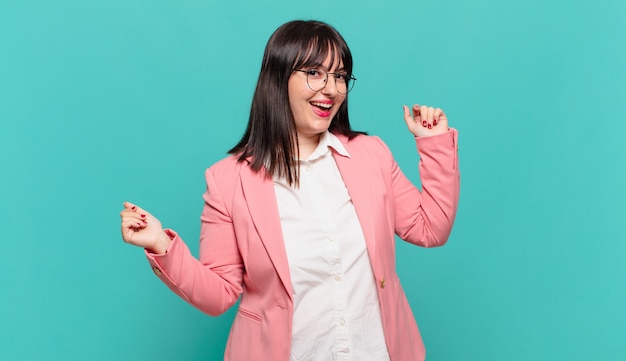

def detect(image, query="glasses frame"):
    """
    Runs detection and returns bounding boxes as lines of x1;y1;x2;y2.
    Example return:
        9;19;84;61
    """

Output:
292;68;357;94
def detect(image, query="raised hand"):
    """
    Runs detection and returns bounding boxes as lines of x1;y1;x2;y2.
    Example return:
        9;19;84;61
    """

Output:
403;104;449;138
120;201;171;254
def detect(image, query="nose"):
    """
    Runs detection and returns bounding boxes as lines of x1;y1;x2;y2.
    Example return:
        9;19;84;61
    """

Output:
321;76;338;96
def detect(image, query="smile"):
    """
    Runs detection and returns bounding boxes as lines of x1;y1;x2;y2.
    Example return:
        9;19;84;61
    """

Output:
310;101;333;110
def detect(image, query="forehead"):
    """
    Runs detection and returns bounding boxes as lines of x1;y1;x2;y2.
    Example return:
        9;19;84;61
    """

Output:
293;41;345;71
318;54;344;70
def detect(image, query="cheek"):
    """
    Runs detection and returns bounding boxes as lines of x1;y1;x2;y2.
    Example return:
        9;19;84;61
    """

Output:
288;91;307;117
334;96;347;111
288;80;312;109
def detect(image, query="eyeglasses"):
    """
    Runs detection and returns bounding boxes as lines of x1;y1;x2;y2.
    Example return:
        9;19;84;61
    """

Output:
293;68;356;94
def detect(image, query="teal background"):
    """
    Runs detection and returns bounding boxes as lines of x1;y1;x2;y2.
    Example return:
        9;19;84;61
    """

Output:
1;0;625;360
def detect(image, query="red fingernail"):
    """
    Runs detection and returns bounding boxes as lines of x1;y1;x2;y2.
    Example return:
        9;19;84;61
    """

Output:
422;121;427;126
136;222;141;226
434;119;438;125
131;206;136;210
428;124;432;129
140;214;146;218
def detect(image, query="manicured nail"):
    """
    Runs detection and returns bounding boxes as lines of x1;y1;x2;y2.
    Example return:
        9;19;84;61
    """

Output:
422;121;427;127
434;119;438;126
140;214;146;218
428;124;432;129
136;222;141;226
131;206;136;210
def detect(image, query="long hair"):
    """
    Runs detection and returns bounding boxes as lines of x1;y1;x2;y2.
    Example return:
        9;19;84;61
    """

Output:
228;20;364;185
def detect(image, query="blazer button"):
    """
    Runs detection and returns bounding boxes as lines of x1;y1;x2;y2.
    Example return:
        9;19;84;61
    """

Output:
152;266;162;276
379;278;385;289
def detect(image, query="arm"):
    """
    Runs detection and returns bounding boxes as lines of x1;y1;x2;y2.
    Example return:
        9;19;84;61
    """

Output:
391;104;460;246
121;166;244;316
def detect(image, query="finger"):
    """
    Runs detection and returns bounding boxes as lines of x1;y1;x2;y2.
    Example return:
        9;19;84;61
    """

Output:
403;105;412;123
123;201;138;211
433;108;442;126
121;227;134;243
121;224;142;245
124;202;152;219
121;223;145;244
412;104;421;119
413;104;424;126
437;109;448;128
420;106;428;127
402;105;415;131
122;218;147;229
404;104;422;125
426;107;435;129
120;207;147;219
120;212;146;224
123;208;147;219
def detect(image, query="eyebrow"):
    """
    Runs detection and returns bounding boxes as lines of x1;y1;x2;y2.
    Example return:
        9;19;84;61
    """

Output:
318;65;346;73
300;59;346;72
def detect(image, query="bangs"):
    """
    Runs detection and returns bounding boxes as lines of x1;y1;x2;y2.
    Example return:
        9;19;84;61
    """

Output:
292;37;351;73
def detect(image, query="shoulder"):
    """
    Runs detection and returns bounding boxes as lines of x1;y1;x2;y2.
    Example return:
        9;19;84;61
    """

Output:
334;133;393;161
208;154;244;172
205;153;269;182
205;155;250;187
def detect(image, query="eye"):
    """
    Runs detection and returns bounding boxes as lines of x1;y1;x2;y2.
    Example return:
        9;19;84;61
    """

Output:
305;69;323;78
334;73;349;82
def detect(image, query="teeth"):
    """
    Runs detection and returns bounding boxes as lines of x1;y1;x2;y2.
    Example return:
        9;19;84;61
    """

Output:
311;102;332;109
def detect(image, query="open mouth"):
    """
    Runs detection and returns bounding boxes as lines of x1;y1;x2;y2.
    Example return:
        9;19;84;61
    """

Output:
310;101;333;111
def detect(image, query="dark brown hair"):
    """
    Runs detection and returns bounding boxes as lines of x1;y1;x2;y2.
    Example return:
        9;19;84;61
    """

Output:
229;20;364;185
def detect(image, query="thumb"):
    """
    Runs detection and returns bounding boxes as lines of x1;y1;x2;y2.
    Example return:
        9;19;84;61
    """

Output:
402;105;413;125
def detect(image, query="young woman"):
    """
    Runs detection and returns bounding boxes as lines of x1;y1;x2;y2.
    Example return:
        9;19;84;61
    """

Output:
120;20;459;361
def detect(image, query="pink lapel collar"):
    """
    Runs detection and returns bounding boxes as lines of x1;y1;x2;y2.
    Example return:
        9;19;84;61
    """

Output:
332;135;378;269
239;166;293;301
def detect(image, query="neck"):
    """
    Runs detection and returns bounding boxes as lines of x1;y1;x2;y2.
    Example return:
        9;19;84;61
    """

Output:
297;132;322;159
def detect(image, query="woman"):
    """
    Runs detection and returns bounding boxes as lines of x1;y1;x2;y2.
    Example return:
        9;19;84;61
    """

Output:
120;20;459;361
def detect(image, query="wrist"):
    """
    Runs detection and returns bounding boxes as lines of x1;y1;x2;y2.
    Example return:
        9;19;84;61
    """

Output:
148;231;172;254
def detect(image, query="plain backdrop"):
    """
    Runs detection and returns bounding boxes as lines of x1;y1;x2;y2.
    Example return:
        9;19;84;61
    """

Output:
1;0;625;360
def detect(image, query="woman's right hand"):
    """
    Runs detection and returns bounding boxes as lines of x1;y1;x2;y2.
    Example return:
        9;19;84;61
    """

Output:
120;201;171;254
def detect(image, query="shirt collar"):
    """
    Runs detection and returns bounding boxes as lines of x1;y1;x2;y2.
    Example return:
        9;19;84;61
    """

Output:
306;131;350;161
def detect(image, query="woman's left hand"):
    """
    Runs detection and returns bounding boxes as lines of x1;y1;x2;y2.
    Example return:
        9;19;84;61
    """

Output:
403;104;449;138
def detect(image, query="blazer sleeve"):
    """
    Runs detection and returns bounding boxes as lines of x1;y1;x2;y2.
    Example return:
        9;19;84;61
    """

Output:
145;165;244;316
386;128;460;247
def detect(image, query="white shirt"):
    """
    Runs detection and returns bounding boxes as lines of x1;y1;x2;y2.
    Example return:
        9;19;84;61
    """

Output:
273;132;391;361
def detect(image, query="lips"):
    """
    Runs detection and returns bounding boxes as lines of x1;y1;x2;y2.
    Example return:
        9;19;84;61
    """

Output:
310;101;333;117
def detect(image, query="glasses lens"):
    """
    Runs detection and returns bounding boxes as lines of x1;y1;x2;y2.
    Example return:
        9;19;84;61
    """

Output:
339;76;355;94
306;70;326;92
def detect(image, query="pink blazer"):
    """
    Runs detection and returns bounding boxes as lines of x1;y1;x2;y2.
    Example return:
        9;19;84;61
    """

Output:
146;129;460;361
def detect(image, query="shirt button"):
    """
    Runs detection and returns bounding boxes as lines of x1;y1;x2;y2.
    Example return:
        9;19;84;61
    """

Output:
335;275;341;281
379;278;385;288
340;319;346;326
152;266;162;276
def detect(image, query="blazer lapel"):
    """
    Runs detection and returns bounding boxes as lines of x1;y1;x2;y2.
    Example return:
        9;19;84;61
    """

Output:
239;167;293;301
332;145;378;270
